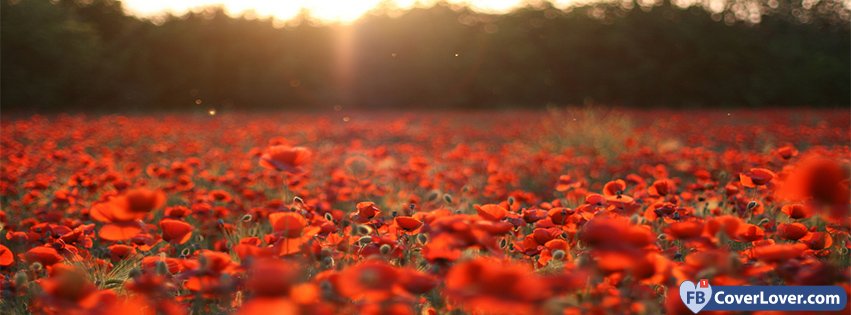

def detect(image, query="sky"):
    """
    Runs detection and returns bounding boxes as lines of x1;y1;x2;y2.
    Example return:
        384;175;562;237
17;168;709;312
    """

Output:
121;0;578;23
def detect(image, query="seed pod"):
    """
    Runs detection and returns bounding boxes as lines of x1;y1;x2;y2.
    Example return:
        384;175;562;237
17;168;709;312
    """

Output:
629;214;640;225
321;256;335;269
324;212;334;222
30;262;43;273
356;225;372;235
443;194;453;204
507;196;515;206
416;233;429;245
379;244;392;255
155;260;170;275
747;201;759;210
552;250;566;260
14;270;28;287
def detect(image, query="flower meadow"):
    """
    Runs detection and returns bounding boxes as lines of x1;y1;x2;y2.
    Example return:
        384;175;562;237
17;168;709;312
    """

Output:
0;108;848;315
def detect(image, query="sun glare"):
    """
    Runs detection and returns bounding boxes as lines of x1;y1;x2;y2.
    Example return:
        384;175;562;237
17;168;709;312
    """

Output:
121;0;573;23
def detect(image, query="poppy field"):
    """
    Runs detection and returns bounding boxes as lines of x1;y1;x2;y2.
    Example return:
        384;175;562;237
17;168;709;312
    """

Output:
0;108;849;315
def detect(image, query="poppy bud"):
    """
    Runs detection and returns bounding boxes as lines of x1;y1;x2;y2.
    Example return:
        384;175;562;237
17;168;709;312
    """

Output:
747;201;758;210
392;211;398;217
416;233;429;245
180;248;191;257
629;214;640;225
427;191;439;202
324;212;334;222
358;236;373;245
552;250;566;260
155;260;170;275
293;196;304;204
321;256;334;269
757;218;770;226
241;214;253;222
499;239;507;248
443;194;453;204
30;262;43;273
379;244;392;255
14;270;28;287
356;225;371;235
507;196;515;206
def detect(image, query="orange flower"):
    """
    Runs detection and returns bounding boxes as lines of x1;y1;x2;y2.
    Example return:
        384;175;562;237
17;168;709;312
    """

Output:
259;145;312;173
107;244;137;261
445;257;548;314
555;175;580;192
475;204;507;221
752;243;807;262
667;221;704;240
781;203;811;219
245;258;300;296
603;179;626;196
777;156;849;221
0;244;13;267
776;223;808;240
237;298;297;315
91;188;166;241
394;216;423;232
739;168;775;187
268;212;319;255
25;246;64;266
160;219;194;244
353;202;381;222
336;260;399;302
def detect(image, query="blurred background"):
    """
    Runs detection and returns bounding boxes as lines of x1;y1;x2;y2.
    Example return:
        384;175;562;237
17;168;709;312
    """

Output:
1;0;848;112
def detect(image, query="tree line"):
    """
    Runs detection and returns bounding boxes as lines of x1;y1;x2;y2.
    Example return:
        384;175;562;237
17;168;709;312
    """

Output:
2;0;849;112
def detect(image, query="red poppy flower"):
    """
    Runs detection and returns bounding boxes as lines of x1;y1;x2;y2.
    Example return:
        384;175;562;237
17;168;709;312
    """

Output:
259;145;312;173
780;203;810;219
107;244;137;261
268;212;319;255
475;204;507;221
0;244;13;267
776;223;808;240
245;258;300;296
394;216;423;232
667;221;704;240
25;246;64;266
336;260;399;302
603;179;626;196
740;168;775;187
160;219;194;244
752;243;807;262
353;202;381;221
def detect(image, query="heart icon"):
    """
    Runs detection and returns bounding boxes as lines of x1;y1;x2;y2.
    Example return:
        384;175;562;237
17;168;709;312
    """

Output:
679;280;712;314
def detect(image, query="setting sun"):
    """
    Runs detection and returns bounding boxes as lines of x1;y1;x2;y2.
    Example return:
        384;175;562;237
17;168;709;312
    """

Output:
120;0;567;22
